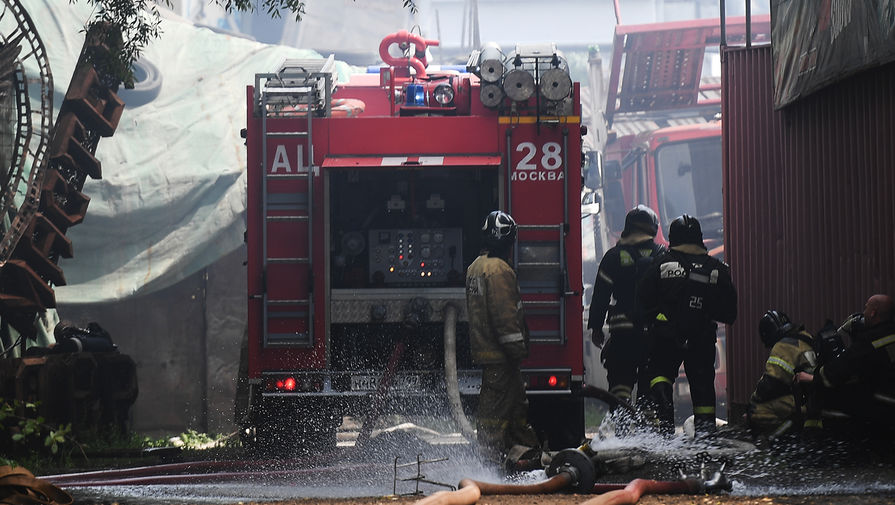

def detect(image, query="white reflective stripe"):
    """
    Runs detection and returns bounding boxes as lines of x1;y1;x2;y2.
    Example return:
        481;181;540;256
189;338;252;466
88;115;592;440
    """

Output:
709;269;719;284
767;356;794;375
871;333;895;349
498;332;525;344
517;301;523;310
608;314;633;330
660;262;686;279
688;271;710;284
873;393;895;405
598;270;614;285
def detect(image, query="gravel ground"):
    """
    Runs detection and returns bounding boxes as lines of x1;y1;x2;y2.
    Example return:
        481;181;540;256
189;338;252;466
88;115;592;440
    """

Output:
253;493;895;505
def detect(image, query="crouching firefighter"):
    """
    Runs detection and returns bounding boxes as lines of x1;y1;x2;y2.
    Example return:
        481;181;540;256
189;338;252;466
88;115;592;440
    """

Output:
466;210;543;470
638;214;737;436
747;310;817;439
588;205;665;404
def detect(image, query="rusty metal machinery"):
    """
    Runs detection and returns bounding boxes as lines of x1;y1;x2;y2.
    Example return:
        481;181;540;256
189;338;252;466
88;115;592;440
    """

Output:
0;0;124;342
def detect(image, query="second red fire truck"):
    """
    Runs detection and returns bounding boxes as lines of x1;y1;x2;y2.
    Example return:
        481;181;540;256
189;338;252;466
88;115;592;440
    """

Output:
242;31;585;451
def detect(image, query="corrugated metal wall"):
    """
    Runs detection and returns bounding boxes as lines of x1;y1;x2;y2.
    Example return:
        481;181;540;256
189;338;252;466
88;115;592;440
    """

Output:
722;45;895;416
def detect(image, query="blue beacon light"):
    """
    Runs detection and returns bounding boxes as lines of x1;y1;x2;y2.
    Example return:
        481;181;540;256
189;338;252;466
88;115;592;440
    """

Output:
405;83;427;106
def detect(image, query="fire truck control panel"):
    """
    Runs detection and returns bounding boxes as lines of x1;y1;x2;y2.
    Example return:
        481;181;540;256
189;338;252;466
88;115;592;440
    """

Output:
368;228;462;285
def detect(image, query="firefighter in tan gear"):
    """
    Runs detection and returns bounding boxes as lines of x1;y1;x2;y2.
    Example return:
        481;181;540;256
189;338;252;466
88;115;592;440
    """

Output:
747;310;817;438
466;210;542;470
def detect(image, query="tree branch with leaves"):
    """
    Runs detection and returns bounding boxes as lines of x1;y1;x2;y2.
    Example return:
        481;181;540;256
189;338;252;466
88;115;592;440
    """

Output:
74;0;418;87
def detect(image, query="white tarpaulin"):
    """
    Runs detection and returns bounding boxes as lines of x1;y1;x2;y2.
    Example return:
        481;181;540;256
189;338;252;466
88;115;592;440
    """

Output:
22;1;350;303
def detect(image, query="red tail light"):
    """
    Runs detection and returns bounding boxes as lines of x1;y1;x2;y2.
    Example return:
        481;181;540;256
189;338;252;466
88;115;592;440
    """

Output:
524;371;571;391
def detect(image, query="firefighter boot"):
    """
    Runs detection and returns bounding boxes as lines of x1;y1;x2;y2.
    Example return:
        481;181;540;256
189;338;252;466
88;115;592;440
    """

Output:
693;408;718;437
649;380;675;436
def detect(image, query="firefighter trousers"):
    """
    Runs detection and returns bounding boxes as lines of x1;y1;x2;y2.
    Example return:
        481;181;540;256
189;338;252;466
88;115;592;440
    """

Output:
476;362;540;465
644;329;717;435
602;327;650;402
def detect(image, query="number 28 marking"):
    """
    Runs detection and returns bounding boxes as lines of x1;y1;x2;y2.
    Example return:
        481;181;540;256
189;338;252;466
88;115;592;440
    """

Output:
515;142;562;171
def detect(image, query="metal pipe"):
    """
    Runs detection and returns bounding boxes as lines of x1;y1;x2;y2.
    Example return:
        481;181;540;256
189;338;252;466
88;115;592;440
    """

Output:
746;0;752;48
719;0;726;46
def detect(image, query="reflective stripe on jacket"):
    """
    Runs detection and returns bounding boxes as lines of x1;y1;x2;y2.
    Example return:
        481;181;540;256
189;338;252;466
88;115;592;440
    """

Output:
749;330;817;426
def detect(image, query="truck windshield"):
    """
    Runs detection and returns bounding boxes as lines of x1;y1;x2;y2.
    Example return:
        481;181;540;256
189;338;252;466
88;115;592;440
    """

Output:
654;137;723;241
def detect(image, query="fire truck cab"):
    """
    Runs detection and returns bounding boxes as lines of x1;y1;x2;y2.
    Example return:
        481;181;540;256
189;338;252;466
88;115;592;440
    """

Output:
587;16;771;422
243;32;585;451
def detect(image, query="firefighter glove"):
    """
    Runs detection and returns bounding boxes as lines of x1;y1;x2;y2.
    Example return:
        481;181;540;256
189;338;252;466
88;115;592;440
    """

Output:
591;329;605;348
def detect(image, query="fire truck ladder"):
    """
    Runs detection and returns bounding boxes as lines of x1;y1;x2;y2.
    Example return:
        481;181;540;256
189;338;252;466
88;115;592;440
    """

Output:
515;223;570;344
255;56;334;347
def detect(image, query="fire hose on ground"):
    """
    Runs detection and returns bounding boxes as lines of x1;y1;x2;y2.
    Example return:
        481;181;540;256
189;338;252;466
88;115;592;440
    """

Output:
412;445;731;505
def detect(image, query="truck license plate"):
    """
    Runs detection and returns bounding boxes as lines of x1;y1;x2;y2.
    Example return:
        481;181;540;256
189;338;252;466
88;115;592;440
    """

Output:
351;374;420;391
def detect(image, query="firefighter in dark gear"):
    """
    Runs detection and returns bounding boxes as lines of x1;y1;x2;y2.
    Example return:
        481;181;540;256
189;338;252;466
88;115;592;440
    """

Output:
588;205;665;403
747;310;817;438
796;294;895;434
466;210;541;469
638;214;737;436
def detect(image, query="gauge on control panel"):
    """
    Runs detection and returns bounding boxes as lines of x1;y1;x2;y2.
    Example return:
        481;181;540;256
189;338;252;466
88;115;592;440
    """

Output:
369;228;462;285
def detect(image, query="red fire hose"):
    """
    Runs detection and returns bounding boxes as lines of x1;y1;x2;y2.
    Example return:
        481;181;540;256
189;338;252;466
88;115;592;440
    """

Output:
581;478;704;505
410;476;709;505
410;446;729;505
458;474;573;495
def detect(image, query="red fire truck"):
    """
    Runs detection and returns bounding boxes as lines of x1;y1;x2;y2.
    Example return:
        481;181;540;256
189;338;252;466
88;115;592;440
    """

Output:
588;16;771;422
243;31;585;450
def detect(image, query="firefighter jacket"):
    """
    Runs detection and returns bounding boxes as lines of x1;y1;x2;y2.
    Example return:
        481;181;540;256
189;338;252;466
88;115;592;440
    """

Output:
816;319;895;395
749;328;817;429
466;254;530;365
637;244;737;343
588;233;665;334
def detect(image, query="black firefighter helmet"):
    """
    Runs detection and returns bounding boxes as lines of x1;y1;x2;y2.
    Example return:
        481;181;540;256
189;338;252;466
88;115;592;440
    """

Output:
668;214;704;248
621;204;659;238
482;210;517;253
758;309;795;348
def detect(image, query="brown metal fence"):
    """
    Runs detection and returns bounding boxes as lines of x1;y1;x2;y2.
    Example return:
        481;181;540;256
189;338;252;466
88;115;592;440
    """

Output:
722;44;895;417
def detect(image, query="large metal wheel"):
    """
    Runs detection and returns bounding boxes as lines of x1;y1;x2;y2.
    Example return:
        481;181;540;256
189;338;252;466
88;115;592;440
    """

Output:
0;0;52;267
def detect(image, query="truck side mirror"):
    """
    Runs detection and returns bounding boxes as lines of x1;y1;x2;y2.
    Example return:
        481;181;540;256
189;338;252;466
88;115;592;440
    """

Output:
583;151;603;190
581;190;601;218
